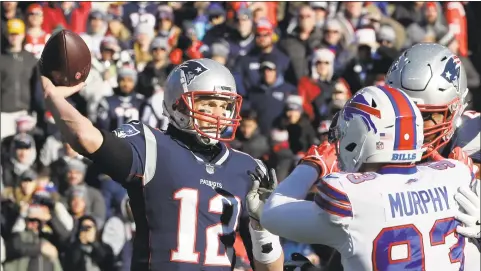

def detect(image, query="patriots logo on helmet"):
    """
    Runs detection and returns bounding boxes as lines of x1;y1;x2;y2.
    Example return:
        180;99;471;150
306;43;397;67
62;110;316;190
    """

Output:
441;56;461;93
178;60;209;85
343;94;381;134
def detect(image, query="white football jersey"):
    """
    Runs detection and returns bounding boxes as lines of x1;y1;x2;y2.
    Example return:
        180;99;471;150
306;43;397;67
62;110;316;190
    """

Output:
314;159;480;271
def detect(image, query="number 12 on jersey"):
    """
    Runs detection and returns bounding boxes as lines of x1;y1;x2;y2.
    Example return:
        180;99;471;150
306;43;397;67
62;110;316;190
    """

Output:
373;217;465;270
171;188;241;266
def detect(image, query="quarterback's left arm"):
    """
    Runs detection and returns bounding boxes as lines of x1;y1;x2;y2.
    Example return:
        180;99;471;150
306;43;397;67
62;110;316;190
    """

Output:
454;178;481;251
261;165;349;248
240;160;284;270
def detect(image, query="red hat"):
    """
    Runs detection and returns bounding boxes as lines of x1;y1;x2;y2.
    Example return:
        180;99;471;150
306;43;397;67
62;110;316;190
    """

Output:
27;3;43;15
256;18;273;34
425;2;437;10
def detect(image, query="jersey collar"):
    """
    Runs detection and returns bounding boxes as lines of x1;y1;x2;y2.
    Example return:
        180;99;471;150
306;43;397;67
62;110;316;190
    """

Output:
377;164;418;175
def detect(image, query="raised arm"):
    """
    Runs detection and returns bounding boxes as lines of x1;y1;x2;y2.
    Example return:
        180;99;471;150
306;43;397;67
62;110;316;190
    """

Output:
42;76;103;154
262;165;349;248
41;76;135;183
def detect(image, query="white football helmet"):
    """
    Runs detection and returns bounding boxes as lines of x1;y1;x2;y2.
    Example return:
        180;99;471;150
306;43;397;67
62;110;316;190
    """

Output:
163;58;242;145
385;43;467;158
336;85;424;172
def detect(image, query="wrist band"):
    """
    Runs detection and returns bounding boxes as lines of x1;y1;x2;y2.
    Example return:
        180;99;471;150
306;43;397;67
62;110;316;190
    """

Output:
249;222;282;264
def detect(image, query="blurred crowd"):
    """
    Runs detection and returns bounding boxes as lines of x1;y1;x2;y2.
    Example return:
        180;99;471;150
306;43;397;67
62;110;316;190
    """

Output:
1;2;481;271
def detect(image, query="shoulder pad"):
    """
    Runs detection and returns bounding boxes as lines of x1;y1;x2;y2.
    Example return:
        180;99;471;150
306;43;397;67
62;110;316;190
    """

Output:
314;173;353;220
112;121;143;139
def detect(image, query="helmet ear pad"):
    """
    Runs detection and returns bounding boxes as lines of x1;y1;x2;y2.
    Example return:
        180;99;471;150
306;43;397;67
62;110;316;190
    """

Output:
173;98;190;116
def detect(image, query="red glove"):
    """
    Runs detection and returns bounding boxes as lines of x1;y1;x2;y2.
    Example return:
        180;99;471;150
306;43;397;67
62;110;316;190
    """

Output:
299;142;338;177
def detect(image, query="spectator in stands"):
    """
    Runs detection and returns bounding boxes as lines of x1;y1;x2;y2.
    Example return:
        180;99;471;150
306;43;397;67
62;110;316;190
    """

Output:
405;2;454;47
317;119;332;143
265;128;295;182
280;5;323;84
41;2;91;34
335;2;369;44
102;196;135;271
63;215;115;271
4;206;65;271
130;22;155;71
155;5;181;49
309;52;350;126
1;2;23;45
83;36;119;121
1;170;40;229
95;66;144;131
64;160;106;227
376;25;399;59
298;48;337;122
310;2;329;30
226;7;255;61
2;133;38;188
230;109;269;159
247;60;297;135
273;95;318;155
121;2;157;33
208;41;231;67
320;19;351;74
1;116;39;167
0;19;40;140
105;13;131;49
235;18;290;96
138;37;174;98
24;4;50;59
202;3;229;46
392;2;426;27
48;142;89;195
342;28;390;93
10;182;74;234
80;10;108;59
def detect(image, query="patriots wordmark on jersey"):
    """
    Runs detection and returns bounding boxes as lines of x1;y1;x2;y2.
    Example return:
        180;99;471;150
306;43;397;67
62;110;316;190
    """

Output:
110;121;260;271
312;160;480;271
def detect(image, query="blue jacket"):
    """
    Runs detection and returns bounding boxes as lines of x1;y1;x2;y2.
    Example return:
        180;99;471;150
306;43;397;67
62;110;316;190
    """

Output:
234;46;291;95
246;76;297;135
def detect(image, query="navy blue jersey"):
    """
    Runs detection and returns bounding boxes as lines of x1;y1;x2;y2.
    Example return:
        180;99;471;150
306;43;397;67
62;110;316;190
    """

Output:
96;92;145;131
442;110;481;163
112;121;259;271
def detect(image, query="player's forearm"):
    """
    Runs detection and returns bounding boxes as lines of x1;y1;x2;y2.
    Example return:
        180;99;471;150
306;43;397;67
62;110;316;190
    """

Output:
265;164;319;209
249;220;284;271
45;93;103;154
262;165;325;244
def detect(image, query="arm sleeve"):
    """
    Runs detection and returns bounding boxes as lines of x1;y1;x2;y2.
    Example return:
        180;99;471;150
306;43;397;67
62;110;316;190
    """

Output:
86;121;151;185
262;165;349;249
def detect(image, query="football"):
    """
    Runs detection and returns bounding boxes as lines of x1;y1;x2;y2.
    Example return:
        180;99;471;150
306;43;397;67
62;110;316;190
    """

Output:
39;29;91;87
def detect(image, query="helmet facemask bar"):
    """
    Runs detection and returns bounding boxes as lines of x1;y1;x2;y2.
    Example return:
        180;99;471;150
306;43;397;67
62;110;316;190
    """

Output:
418;96;463;159
179;91;242;142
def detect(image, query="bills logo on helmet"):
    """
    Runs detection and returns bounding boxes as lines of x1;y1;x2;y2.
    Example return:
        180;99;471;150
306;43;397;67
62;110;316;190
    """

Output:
441;56;461;93
343;94;381;133
178;60;209;85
